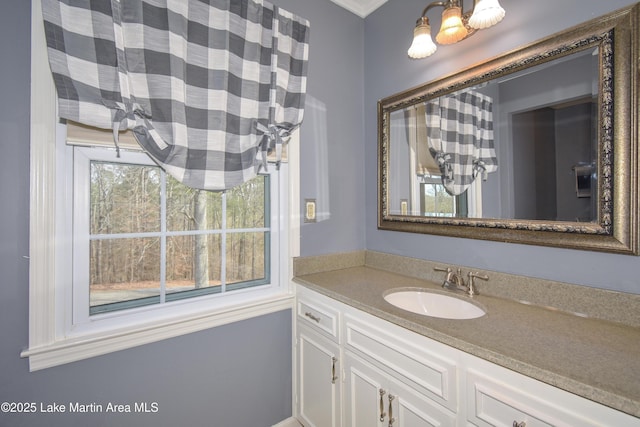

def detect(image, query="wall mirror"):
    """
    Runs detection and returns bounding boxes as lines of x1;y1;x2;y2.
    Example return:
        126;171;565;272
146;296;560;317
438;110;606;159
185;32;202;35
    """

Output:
378;4;639;254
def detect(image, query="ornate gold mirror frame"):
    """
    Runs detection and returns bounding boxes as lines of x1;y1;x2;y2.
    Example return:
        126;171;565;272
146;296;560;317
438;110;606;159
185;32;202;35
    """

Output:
378;4;639;254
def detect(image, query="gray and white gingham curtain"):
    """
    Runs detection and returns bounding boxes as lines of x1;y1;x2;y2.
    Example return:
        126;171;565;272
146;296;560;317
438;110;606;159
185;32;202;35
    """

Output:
403;103;440;176
425;90;497;196
42;0;310;190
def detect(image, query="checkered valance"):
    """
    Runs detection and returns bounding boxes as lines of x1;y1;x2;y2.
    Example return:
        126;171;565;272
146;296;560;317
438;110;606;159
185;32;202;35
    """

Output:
42;0;310;190
425;90;498;196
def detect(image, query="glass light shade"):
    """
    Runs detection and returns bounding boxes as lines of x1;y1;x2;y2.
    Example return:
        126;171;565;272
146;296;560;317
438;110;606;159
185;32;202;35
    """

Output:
408;18;437;59
435;6;468;45
468;0;506;29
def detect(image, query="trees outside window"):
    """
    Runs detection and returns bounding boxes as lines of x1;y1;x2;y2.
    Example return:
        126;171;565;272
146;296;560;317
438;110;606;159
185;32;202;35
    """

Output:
85;156;270;315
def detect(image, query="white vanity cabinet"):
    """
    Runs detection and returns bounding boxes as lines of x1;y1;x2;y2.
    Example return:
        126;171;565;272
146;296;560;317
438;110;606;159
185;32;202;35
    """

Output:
296;285;457;427
294;285;640;427
296;290;342;427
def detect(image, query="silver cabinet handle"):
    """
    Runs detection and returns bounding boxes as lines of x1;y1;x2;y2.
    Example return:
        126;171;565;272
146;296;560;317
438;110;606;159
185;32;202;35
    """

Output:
304;311;320;323
513;422;526;427
331;357;338;384
379;389;387;422
388;394;395;427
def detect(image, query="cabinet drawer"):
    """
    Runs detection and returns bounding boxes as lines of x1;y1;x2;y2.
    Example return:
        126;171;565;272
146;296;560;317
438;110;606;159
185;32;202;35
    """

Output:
466;367;640;427
296;291;340;341
343;312;458;412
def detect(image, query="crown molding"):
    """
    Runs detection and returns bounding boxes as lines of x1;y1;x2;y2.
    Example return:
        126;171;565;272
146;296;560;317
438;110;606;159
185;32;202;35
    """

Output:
330;0;387;18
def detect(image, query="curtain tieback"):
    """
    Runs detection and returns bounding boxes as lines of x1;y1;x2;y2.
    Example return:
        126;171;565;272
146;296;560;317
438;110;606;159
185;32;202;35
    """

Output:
255;122;294;169
473;159;489;181
105;101;150;157
433;150;454;181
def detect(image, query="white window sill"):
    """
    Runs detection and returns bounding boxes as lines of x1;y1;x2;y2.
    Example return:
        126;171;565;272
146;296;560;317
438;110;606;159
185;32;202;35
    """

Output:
21;292;294;371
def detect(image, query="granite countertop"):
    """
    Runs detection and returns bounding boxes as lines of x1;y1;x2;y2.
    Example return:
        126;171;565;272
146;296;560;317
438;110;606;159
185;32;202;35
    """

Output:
294;265;640;418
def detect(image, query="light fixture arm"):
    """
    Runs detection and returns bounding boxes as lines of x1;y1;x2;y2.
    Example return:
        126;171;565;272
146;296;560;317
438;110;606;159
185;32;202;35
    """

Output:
421;0;478;18
420;1;447;18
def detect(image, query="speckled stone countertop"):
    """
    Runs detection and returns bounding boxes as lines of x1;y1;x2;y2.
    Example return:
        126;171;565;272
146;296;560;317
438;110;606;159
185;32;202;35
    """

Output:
293;251;640;418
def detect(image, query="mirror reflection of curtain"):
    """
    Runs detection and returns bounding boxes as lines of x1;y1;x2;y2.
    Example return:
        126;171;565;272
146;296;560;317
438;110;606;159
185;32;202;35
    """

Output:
404;104;440;213
404;104;440;215
425;90;498;196
405;104;441;175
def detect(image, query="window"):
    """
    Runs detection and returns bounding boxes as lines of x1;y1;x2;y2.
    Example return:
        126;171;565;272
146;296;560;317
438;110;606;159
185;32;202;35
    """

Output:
24;126;293;370
74;146;272;316
418;174;483;218
64;143;286;337
24;0;297;370
420;176;459;217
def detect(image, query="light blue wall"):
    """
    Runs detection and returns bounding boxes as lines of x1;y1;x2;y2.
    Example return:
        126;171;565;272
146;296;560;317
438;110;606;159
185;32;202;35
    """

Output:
0;1;361;426
291;0;367;256
363;0;640;294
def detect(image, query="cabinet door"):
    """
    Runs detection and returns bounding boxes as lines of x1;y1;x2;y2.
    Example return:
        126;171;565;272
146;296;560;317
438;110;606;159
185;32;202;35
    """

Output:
344;351;387;427
387;375;457;427
344;351;457;427
298;325;341;427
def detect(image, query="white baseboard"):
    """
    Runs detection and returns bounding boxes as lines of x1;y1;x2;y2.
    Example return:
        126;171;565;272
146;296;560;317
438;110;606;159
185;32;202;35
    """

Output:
272;417;301;427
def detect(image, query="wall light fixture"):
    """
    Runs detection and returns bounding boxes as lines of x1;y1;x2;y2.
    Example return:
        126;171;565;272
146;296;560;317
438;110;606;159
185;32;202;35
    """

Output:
408;0;505;59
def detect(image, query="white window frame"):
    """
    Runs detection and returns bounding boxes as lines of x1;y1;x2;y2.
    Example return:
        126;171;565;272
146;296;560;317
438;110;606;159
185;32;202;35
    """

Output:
70;145;281;335
23;0;299;371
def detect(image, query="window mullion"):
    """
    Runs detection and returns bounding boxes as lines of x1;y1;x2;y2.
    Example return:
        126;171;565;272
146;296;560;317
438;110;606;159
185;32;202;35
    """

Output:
221;191;227;293
160;171;167;304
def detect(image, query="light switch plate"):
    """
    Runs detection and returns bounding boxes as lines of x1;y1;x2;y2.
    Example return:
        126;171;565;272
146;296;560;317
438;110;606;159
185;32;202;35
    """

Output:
400;199;408;215
304;199;316;223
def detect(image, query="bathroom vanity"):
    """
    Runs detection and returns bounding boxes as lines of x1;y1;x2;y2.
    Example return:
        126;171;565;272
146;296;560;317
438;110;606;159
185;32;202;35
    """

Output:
293;252;640;427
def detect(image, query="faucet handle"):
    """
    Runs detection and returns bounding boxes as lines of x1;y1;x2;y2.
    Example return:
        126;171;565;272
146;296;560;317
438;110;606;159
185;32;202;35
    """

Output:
467;272;488;296
434;266;453;286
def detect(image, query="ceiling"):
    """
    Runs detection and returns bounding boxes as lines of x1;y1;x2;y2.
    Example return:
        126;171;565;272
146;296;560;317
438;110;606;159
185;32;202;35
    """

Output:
330;0;388;18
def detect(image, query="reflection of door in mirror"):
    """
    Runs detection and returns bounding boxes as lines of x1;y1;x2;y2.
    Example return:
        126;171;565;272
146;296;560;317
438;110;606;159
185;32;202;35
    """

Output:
502;50;598;223
512;100;596;222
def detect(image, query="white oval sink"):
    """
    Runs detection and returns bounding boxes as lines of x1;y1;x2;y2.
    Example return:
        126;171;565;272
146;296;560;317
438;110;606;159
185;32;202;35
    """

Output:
384;289;486;319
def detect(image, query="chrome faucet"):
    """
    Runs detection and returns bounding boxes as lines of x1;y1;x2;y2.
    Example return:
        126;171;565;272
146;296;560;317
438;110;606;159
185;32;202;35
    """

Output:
434;267;467;292
434;267;488;297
